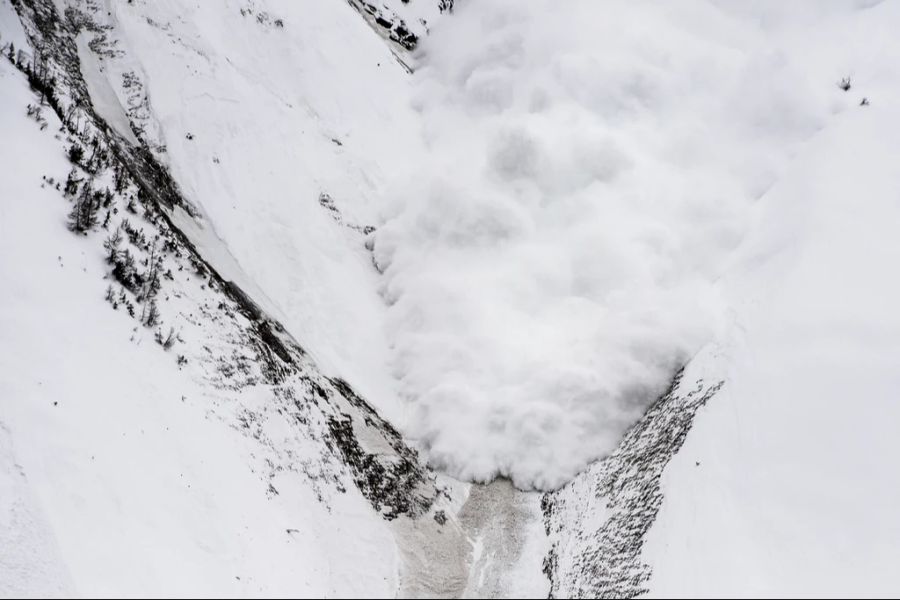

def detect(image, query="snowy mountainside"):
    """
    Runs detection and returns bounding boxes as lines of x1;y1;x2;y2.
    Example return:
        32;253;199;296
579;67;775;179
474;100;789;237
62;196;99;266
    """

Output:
4;0;900;598
1;0;462;595
638;75;900;596
540;2;900;597
56;0;438;429
543;353;724;598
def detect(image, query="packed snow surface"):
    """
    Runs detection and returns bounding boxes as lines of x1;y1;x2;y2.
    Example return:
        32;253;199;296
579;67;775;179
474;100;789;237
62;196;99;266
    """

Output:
642;3;900;593
375;0;860;489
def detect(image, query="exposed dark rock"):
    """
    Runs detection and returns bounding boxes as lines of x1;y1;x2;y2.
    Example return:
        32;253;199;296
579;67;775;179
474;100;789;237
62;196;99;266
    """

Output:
542;371;724;598
346;0;432;51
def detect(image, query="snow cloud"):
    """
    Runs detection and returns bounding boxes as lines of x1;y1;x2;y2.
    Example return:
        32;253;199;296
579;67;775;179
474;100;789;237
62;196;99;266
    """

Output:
375;0;834;489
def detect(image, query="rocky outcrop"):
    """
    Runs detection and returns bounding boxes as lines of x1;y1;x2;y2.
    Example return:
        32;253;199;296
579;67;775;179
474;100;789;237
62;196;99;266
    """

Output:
347;0;453;52
542;370;723;598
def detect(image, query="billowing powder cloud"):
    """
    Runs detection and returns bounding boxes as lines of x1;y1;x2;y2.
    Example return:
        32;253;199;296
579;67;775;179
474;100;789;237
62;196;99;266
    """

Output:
375;0;832;489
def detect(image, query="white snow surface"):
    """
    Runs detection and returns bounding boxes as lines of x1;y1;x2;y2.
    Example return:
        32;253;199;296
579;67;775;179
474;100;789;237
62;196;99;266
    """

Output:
642;4;900;591
5;0;900;596
0;57;402;597
523;1;900;595
86;0;423;427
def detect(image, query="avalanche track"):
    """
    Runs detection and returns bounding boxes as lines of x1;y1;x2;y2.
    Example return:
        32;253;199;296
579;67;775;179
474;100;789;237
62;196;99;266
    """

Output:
0;1;727;596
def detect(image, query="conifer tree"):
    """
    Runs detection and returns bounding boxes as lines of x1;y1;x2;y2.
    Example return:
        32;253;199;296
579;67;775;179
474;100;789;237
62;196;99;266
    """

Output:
143;299;160;328
103;229;123;263
68;181;98;233
64;168;80;196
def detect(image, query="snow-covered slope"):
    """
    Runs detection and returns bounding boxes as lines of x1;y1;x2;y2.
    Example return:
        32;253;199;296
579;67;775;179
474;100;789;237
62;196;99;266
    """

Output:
540;2;900;597
640;74;900;597
0;1;464;595
68;0;425;426
0;49;406;600
4;0;900;597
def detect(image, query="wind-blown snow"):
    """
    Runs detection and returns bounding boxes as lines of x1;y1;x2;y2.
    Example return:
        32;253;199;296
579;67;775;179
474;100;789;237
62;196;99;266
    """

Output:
375;0;838;489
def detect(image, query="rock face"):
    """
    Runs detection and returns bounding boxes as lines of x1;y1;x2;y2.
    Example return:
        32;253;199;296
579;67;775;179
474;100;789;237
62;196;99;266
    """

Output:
347;0;453;52
543;369;723;599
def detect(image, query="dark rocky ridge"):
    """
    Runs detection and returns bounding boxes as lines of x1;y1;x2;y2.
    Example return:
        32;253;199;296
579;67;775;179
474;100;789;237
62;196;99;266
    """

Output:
542;371;724;598
347;0;454;52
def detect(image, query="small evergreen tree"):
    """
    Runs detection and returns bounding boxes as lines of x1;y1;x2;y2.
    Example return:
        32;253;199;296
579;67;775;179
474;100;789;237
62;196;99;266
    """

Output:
103;229;123;263
143;300;160;328
112;248;138;290
155;327;177;350
67;143;84;165
140;242;162;301
114;163;128;193
68;182;98;233
64;168;80;196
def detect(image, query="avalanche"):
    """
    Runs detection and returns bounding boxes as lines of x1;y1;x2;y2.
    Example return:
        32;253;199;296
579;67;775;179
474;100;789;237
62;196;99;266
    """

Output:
376;0;831;489
3;0;900;597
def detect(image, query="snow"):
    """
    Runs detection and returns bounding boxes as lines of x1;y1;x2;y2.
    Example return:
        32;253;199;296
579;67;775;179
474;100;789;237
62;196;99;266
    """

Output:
0;56;399;598
85;0;424;427
0;421;74;598
644;79;900;599
5;0;900;595
456;481;549;598
372;0;854;490
74;32;140;146
636;2;900;595
0;0;28;55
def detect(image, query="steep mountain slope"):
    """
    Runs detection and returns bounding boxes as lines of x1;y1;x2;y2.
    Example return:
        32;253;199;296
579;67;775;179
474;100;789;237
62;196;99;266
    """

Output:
61;0;423;427
1;0;547;597
0;1;462;595
641;83;900;597
541;3;900;597
3;0;900;598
